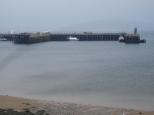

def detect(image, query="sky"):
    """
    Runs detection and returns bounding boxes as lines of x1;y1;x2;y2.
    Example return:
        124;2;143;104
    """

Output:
0;0;154;32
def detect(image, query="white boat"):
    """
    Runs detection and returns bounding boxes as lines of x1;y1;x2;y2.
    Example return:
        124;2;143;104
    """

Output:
68;37;79;41
0;38;7;41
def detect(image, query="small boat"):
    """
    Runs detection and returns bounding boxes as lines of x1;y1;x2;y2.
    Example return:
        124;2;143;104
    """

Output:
68;37;79;41
0;38;7;41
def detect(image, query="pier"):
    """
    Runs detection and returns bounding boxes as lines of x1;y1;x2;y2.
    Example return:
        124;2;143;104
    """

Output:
0;34;15;41
50;33;121;41
0;32;126;44
0;29;145;44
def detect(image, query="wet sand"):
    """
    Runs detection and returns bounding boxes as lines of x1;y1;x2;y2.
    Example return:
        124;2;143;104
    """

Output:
0;95;153;115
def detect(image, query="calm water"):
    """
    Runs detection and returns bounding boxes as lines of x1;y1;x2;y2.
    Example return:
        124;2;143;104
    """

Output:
0;32;154;111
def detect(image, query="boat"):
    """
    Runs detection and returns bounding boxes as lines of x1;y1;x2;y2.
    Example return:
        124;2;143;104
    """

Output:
68;36;79;41
0;38;7;41
119;34;146;44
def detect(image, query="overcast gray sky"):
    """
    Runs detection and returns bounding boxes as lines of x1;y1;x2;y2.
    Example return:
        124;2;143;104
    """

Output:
0;0;154;32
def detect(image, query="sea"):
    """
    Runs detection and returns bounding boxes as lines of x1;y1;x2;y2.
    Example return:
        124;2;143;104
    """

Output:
0;31;154;111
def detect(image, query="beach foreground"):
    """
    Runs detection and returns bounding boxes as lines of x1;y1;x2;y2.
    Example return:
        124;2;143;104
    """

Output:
0;95;153;115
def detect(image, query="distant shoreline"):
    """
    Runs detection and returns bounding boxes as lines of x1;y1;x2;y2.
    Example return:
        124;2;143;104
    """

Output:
0;95;153;115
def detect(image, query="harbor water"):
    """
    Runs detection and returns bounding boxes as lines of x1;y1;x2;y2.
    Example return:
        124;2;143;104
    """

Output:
0;31;154;111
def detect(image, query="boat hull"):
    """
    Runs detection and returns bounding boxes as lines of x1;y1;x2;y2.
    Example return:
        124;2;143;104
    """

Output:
119;39;146;44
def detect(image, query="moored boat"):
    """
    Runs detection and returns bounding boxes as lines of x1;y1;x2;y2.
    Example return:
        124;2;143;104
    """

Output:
119;28;146;44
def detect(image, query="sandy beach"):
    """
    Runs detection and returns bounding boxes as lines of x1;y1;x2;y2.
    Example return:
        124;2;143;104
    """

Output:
0;95;153;115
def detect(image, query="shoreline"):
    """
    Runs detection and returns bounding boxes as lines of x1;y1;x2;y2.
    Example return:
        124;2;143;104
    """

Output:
0;95;153;115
